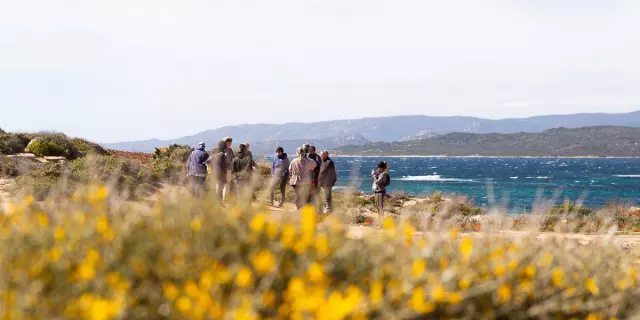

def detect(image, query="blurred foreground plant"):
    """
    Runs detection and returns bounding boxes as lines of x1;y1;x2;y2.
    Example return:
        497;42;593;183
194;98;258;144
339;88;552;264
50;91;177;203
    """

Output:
0;184;639;319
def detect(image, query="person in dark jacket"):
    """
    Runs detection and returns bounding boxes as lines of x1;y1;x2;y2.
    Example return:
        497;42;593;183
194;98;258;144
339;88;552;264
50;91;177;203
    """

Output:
211;140;227;201
318;151;337;213
269;147;290;207
371;161;389;219
187;142;209;196
301;143;310;158
306;145;322;205
231;143;253;198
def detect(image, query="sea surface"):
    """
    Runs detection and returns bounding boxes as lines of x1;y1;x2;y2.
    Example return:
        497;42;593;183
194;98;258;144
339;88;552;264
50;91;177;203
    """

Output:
328;157;640;210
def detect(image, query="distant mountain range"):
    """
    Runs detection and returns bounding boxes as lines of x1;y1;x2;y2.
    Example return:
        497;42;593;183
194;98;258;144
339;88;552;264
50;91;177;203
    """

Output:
332;126;640;157
103;110;640;154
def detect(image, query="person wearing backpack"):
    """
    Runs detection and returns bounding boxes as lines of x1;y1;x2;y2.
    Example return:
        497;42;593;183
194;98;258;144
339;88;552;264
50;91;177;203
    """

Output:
371;161;390;220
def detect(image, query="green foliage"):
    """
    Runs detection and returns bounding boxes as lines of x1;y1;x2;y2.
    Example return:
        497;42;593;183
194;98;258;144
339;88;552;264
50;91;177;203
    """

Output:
152;144;193;181
24;133;76;158
550;200;594;216
14;155;154;200
0;132;31;155
70;137;109;155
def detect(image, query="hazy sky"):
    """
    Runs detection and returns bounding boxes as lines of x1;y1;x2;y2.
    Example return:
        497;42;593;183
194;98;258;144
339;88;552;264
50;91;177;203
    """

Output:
1;0;639;142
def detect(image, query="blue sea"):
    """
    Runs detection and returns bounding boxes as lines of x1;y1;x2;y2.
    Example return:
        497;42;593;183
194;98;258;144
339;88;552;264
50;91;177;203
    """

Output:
329;157;640;210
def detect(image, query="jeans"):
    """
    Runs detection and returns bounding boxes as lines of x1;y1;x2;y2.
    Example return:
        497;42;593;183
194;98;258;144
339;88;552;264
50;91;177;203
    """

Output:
269;175;288;205
321;186;333;212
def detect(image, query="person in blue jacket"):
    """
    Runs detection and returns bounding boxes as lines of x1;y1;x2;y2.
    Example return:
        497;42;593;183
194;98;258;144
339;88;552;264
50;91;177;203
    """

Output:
187;142;209;196
269;147;290;207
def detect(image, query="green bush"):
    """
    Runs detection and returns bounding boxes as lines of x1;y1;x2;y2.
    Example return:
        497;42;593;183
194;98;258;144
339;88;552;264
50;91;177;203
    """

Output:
152;144;193;181
25;133;76;158
70;137;109;155
0;132;31;155
0;155;45;178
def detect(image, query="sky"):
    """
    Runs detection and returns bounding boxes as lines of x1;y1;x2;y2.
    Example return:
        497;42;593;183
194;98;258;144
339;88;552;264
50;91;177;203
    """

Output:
1;0;639;142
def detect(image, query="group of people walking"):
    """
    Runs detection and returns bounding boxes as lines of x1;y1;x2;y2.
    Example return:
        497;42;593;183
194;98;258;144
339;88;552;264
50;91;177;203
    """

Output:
187;138;390;217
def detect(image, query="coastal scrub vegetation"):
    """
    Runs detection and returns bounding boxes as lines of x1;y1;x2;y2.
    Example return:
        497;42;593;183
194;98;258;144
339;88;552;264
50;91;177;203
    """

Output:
1;184;640;319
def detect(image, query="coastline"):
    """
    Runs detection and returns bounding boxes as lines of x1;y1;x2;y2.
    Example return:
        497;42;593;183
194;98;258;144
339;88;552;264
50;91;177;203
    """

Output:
329;155;640;159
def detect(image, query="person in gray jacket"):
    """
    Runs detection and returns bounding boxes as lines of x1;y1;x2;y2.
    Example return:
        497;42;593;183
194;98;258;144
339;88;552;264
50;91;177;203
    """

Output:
211;140;227;201
371;161;390;219
187;142;209;196
318;151;337;213
222;137;234;200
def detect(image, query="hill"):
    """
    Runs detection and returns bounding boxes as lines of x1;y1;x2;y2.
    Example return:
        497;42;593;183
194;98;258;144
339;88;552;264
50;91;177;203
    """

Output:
331;126;640;157
103;110;640;153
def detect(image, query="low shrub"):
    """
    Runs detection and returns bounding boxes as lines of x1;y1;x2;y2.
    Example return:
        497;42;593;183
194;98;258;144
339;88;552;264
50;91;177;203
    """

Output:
70;138;109;155
1;188;640;318
0;132;32;155
13;155;154;200
25;133;76;158
0;156;45;178
152;144;193;182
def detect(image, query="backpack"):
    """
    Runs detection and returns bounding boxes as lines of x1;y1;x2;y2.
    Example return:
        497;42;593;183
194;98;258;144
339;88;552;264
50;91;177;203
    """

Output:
385;172;391;187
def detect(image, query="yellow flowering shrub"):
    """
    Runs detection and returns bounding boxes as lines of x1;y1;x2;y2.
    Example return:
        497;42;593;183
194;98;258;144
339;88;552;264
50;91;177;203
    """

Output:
1;184;640;319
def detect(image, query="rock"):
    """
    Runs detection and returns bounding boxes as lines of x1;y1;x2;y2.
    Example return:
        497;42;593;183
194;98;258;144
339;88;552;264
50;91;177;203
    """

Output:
44;156;67;161
24;137;41;153
7;153;36;158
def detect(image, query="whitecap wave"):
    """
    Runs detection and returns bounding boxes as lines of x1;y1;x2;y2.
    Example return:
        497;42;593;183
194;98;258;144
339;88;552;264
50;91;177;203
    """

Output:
398;175;473;182
614;174;640;178
510;176;519;179
525;176;551;179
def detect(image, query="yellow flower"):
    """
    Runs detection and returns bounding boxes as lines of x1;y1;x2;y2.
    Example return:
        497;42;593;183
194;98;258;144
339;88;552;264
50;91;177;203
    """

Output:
447;292;462;304
263;290;276;307
77;263;96;281
370;281;383;305
288;277;305;296
190;218;202;231
23;195;34;205
106;272;120;287
412;259;426;278
266;222;279;240
103;229;115;241
440;256;449;270
410;287;435;314
431;284;445;302
250;213;266;233
382;217;394;230
307;262;325;283
96;216;109;233
212;262;232;284
37;213;49;227
53;227;65;241
163;282;179;300
89;299;111;320
585;278;599;295
403;222;416;238
251;250;275;274
301;205;316;241
494;263;505;277
459;277;471;290
586;314;597;320
87;249;100;264
281;225;297;249
96;186;109;200
236;267;253;288
315;233;330;258
176;296;192;313
185;280;200;297
552;268;564;288
524;265;536;278
200;271;214;289
497;284;511;303
49;247;62;262
507;259;518;271
460;237;472;258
